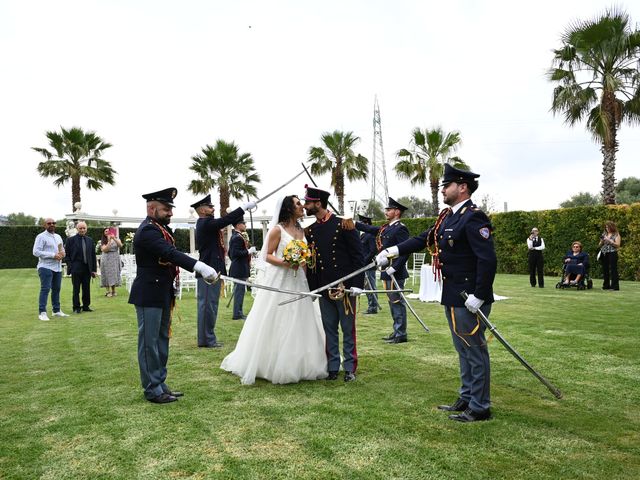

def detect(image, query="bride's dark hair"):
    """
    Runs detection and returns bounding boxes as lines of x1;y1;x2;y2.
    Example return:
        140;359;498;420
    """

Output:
278;195;300;224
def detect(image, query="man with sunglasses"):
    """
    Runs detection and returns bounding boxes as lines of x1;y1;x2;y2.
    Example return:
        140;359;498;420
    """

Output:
33;218;69;321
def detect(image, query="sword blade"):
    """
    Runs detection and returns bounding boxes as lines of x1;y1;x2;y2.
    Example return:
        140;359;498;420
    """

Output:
278;260;377;306
355;289;413;294
460;291;562;399
389;272;430;333
255;168;306;205
219;275;321;299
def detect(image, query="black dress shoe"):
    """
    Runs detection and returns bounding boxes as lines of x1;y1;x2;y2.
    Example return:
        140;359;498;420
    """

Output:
381;332;395;341
364;309;378;314
326;371;339;380
449;407;491;422
385;336;407;344
166;390;184;397
437;398;469;412
232;315;246;320
82;307;94;312
73;308;82;314
344;371;356;383
147;393;177;404
199;342;223;348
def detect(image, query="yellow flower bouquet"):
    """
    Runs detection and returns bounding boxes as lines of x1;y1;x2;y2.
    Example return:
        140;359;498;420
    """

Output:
283;239;311;274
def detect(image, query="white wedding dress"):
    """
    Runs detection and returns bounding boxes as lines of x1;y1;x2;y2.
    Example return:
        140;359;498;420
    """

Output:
220;225;327;384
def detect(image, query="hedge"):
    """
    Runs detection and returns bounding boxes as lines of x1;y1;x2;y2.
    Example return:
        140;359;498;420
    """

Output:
377;203;640;281
0;225;264;270
3;206;636;280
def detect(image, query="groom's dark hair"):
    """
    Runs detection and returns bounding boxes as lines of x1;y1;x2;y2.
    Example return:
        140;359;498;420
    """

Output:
278;195;299;224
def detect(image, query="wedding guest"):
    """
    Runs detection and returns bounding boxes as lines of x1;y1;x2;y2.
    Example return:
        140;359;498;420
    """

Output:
64;221;98;313
228;218;257;320
33;218;69;321
599;221;621;290
129;187;218;404
100;227;123;297
376;164;497;422
191;194;256;348
304;185;365;382
527;227;545;288
356;198;410;343
563;241;589;285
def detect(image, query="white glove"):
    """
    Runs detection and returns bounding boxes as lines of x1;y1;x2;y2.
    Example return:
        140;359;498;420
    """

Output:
242;201;257;211
385;266;396;276
248;246;257;254
349;287;364;296
464;294;484;314
193;261;218;283
375;246;399;268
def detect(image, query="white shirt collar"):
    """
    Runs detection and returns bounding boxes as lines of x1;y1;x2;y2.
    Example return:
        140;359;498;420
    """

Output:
450;199;469;214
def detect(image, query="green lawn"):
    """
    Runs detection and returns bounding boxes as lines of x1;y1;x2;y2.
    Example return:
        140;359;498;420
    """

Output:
1;269;638;479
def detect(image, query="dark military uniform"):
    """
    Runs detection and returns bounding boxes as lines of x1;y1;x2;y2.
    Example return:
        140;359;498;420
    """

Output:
356;219;410;339
305;212;365;375
228;226;251;319
128;193;198;401
358;214;380;314
193;194;244;347
397;198;496;413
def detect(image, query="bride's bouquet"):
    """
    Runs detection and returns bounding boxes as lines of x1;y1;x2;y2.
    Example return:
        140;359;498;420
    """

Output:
283;239;311;275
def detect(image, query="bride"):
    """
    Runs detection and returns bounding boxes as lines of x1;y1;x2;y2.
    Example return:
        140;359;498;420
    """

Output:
220;195;327;384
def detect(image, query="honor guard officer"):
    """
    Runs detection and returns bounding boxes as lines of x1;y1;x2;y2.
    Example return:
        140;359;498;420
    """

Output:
303;185;365;382
357;214;380;315
228;217;257;320
356;198;410;342
191;194;256;348
376;165;497;422
129;188;218;404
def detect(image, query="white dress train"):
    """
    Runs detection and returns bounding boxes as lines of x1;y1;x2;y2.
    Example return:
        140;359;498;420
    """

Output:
220;226;327;384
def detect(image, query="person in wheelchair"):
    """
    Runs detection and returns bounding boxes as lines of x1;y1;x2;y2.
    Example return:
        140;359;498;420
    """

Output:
562;241;589;286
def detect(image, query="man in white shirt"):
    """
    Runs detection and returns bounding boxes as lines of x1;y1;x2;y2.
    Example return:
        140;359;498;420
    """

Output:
32;218;69;321
527;227;545;288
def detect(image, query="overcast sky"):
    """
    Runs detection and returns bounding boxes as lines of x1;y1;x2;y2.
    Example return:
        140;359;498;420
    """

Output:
2;0;639;223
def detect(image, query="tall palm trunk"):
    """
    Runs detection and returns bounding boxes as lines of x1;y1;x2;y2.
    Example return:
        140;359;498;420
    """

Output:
71;176;81;211
335;158;344;214
430;178;440;216
219;186;231;216
601;93;619;205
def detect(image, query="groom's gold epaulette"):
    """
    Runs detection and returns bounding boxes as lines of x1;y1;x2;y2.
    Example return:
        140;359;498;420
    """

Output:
338;216;355;231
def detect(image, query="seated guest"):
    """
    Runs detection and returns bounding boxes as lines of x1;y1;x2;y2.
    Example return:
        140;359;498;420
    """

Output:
563;241;589;285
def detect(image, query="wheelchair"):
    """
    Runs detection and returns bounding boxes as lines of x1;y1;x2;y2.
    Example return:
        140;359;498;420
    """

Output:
555;262;593;290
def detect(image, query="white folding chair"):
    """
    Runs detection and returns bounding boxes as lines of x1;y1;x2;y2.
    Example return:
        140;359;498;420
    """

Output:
411;252;426;286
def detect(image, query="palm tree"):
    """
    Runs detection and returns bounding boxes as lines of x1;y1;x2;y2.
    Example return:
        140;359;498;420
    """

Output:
188;139;260;214
308;130;368;214
395;127;467;215
549;7;640;204
32;127;116;211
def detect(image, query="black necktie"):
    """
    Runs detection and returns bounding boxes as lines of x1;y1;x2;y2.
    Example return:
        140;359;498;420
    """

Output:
81;236;87;264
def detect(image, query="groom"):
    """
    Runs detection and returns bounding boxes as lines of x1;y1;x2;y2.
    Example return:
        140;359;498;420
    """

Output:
303;185;365;382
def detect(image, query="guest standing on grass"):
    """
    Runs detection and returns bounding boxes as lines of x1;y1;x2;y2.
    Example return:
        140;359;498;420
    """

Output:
376;164;497;422
100;227;122;297
599;221;621;291
129;187;218;404
64;221;98;314
527;227;545;288
33;218;69;321
357;214;381;315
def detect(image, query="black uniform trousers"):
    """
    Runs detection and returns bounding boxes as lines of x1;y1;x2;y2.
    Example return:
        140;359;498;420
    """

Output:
528;251;544;287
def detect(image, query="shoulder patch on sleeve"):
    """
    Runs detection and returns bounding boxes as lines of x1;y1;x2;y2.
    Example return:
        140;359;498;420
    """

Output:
479;227;491;239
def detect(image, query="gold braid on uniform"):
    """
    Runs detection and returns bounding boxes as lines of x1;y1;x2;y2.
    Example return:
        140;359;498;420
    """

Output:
339;217;355;230
428;208;450;281
375;223;389;252
150;219;180;336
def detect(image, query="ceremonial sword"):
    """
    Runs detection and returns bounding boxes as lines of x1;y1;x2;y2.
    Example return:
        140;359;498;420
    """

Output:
252;168;307;207
460;291;562;399
388;271;430;333
278;260;378;306
207;275;321;299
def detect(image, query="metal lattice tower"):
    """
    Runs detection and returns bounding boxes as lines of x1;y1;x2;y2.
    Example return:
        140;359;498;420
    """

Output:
370;95;389;208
